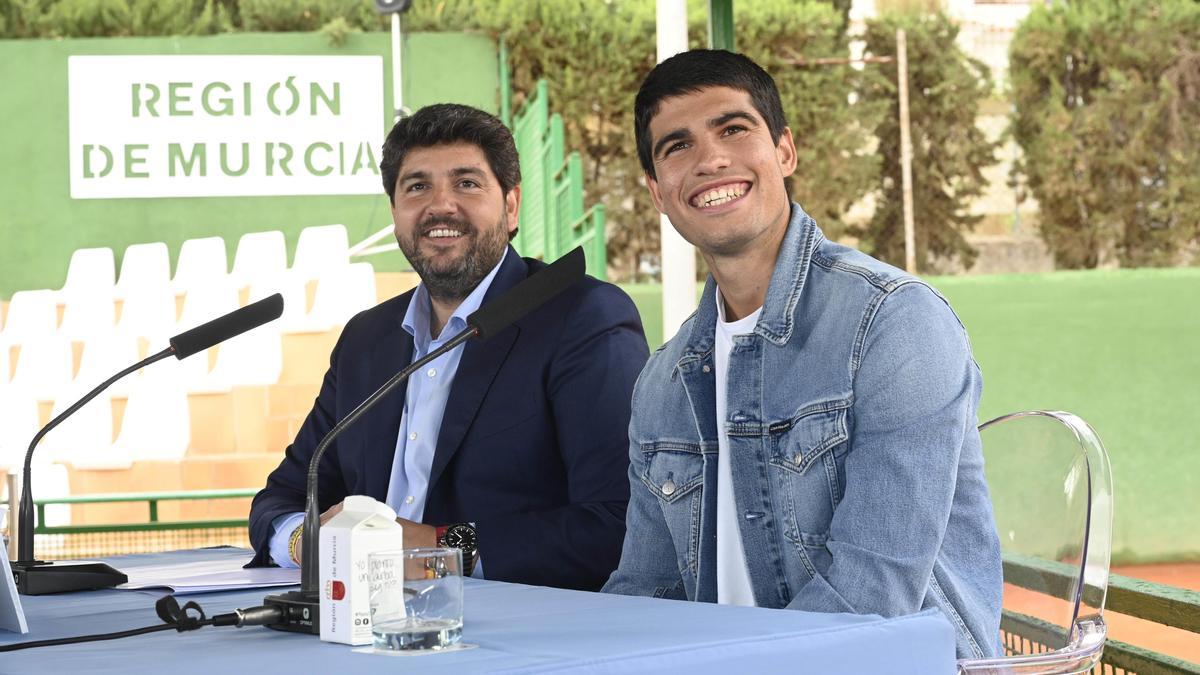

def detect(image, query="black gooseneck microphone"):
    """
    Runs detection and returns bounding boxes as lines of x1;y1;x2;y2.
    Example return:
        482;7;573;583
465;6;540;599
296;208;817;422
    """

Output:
263;247;586;633
11;293;284;595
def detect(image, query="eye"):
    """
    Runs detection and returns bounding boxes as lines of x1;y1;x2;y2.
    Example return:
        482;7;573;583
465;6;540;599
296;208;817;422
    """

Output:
663;140;689;157
405;182;428;193
458;179;481;189
722;124;747;137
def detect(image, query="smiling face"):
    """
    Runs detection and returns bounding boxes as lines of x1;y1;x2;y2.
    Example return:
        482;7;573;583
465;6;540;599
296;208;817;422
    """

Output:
391;142;520;301
645;86;797;259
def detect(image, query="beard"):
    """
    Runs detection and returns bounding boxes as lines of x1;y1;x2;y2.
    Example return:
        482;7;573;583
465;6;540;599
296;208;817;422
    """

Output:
397;213;510;303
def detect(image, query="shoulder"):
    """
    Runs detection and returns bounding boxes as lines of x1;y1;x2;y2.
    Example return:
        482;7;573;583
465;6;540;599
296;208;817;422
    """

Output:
808;238;957;323
521;256;642;330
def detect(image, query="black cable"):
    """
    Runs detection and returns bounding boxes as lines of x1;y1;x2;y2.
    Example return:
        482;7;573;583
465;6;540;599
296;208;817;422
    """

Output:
0;595;282;652
0;622;196;652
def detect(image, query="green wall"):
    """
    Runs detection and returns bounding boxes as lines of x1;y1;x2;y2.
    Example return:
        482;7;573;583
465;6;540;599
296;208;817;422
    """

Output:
0;31;499;298
620;268;1200;564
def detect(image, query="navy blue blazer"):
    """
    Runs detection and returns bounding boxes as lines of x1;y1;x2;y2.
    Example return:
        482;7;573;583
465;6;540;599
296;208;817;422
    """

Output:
248;248;648;591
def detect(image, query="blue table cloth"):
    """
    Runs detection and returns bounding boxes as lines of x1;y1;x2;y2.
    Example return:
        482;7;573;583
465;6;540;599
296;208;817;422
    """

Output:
0;548;956;674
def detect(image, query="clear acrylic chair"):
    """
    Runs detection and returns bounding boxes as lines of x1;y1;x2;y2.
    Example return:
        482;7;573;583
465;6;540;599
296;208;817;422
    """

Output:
958;411;1114;674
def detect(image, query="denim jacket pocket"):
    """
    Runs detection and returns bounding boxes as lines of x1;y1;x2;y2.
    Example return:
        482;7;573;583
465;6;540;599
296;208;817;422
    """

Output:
639;442;706;579
768;398;850;572
640;442;705;503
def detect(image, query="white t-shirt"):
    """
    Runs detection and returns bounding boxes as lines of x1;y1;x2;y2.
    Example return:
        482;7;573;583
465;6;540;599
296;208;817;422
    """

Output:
714;287;762;607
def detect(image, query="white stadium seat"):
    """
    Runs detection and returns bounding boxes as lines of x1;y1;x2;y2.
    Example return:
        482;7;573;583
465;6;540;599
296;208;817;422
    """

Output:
116;286;177;339
40;384;116;468
111;369;190;462
58;289;116;340
0;388;38;470
59;247;115;299
75;332;142;398
171;236;228;295
0;289;58;347
291;224;349;281
232;230;287;290
9;334;74;402
115;242;171;300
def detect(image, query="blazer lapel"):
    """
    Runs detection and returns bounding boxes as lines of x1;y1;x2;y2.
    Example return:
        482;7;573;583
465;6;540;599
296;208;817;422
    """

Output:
426;249;527;493
362;302;414;502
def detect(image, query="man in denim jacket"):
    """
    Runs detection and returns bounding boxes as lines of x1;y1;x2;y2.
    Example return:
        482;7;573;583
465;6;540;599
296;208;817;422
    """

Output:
602;50;1002;659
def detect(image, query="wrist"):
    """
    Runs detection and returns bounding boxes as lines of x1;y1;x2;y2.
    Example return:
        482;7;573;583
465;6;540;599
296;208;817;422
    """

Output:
287;524;304;566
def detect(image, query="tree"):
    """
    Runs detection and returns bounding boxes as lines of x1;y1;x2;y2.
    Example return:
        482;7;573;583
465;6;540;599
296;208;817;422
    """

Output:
856;12;996;272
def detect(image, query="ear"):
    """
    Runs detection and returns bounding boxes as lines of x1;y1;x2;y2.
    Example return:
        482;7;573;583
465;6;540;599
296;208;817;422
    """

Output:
776;127;798;177
504;185;521;235
645;173;665;214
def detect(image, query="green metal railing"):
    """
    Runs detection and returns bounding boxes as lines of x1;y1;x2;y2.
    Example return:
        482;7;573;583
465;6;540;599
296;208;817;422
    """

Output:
4;488;257;560
1001;554;1200;674
510;80;607;280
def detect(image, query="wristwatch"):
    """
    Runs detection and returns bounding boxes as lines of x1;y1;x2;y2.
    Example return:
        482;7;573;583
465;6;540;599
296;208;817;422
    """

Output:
436;523;478;576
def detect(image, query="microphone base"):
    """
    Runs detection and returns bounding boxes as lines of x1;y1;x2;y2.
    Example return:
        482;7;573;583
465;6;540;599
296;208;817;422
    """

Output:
12;559;128;595
263;589;320;634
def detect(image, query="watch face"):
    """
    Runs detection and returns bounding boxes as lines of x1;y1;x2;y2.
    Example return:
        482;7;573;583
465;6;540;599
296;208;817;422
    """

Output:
445;524;477;552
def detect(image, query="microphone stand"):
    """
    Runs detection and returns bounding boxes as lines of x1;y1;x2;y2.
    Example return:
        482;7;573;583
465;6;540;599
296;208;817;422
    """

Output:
12;346;176;595
263;328;476;633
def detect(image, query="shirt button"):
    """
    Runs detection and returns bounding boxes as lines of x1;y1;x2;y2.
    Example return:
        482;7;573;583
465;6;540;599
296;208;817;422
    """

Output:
405;496;414;504
427;368;437;378
702;365;711;373
661;479;676;496
409;432;418;441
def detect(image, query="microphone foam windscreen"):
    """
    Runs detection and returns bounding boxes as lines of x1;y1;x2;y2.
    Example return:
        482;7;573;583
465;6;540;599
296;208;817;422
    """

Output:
170;293;284;359
468;247;586;341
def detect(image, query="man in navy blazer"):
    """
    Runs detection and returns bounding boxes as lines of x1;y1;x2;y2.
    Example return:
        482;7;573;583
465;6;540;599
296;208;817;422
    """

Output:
248;104;648;591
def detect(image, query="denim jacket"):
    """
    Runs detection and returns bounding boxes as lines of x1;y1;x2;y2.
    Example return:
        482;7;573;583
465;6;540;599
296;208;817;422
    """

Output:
603;204;1002;659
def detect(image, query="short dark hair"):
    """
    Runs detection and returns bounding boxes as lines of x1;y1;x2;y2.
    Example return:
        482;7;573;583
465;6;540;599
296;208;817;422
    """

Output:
380;103;521;205
634;49;788;179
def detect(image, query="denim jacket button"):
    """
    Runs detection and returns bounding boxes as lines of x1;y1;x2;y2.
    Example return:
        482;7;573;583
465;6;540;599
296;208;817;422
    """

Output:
661;479;677;496
794;453;804;466
702;364;711;373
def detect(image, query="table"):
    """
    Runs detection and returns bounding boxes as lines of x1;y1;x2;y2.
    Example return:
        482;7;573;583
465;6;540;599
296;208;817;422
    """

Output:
0;548;956;673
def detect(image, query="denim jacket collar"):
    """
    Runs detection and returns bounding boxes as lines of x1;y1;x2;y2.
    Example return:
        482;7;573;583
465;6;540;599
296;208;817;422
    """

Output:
679;202;821;370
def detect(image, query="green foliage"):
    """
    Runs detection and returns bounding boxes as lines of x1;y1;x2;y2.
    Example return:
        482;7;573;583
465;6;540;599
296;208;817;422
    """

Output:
400;0;880;279
856;11;996;272
1009;0;1200;268
0;0;999;280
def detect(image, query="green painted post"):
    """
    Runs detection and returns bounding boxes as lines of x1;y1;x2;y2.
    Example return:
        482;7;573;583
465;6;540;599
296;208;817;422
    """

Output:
708;0;735;52
499;38;512;128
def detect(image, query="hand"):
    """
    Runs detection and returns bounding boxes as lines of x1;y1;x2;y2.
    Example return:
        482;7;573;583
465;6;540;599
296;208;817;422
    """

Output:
395;517;438;549
291;503;344;565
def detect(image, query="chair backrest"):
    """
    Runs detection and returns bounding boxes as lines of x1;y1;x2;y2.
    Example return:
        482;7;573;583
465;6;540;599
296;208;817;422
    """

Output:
172;236;228;295
958;410;1114;674
232;230;287;290
9;335;75;402
58;290;116;339
1;289;59;346
40;384;114;466
309;261;376;328
0;389;38;470
115;242;171;300
291;224;349;281
59;247;116;299
111;369;190;462
115;286;177;339
75;332;141;398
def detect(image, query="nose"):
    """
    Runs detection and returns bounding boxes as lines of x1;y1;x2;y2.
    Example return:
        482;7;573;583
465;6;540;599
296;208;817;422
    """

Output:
426;183;459;217
693;137;730;175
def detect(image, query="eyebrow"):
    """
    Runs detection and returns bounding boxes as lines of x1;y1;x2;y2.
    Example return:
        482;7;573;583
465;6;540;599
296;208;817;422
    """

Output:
651;109;761;159
398;166;488;184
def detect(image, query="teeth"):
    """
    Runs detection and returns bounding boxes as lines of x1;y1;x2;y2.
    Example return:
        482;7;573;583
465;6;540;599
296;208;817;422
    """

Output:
428;228;462;238
693;184;747;208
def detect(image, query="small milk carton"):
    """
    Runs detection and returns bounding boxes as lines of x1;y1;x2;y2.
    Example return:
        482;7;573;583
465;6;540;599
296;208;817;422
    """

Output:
319;495;404;645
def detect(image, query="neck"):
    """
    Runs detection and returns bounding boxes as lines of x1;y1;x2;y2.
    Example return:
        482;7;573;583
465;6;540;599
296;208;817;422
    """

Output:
428;294;463;339
707;215;788;323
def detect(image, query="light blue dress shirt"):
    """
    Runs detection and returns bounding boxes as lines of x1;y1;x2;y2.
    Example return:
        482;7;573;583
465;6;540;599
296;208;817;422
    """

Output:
268;250;508;574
